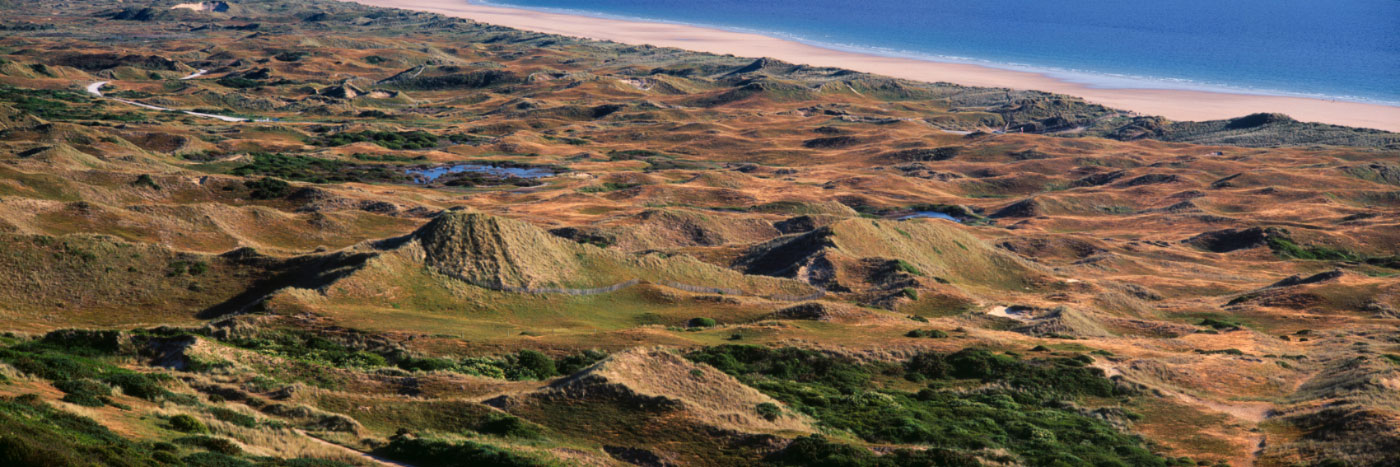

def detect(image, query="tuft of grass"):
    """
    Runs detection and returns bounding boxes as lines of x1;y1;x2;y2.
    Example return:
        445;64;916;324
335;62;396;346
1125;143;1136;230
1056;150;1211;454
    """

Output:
893;259;923;276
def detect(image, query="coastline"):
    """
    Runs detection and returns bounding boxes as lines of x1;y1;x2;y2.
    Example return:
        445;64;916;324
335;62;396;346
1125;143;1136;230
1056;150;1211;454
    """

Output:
340;0;1400;132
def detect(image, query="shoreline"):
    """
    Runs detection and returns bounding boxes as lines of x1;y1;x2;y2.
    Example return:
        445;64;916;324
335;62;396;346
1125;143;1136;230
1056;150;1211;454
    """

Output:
340;0;1400;132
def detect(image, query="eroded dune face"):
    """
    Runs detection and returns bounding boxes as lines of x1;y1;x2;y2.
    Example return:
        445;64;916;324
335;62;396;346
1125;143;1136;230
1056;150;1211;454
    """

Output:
0;0;1396;465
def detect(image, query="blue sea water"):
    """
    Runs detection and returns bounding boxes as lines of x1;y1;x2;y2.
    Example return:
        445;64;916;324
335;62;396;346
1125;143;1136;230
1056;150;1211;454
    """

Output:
479;0;1400;105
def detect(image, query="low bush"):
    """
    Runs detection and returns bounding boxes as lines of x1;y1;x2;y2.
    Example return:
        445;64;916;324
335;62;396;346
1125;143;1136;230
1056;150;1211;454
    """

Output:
689;345;1160;466
687;317;717;328
905;329;948;339
243;177;290;199
473;413;544;439
217;76;262;89
378;434;548;467
509;350;557;380
55;378;110;407
175;435;241;455
765;434;978;467
169;414;207;433
0;342;177;406
229;330;387;369
210;407;258;428
756;402;781;421
318;130;439;150
133;174;160;190
231;153;413;184
0;396;168;465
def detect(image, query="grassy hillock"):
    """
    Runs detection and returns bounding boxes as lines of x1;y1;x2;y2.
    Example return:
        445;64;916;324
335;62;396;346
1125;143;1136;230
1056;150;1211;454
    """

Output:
1099;113;1400;148
738;218;1045;292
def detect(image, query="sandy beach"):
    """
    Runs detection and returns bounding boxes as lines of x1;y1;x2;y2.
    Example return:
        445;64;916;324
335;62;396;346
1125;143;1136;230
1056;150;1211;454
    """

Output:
340;0;1400;132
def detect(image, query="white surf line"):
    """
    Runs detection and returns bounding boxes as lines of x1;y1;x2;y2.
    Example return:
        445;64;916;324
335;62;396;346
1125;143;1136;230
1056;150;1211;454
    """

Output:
180;69;209;80
85;80;250;122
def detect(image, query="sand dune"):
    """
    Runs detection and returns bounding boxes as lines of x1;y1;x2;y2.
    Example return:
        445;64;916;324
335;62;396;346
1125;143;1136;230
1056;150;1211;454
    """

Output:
339;0;1400;132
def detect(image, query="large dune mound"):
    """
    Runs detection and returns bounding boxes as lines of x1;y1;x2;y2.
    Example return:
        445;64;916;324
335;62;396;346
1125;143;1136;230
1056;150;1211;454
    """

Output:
499;348;813;434
331;211;819;297
737;217;1046;292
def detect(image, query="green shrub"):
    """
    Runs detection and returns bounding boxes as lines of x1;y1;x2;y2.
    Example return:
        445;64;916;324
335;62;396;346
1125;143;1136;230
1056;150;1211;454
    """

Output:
175;435;241;455
229;330;389;370
578;182;639;193
397;356;456;372
766;435;978;467
1199;317;1243;330
690;346;1157;466
894;260;922;276
905;329;948;339
216;76;262;89
318;130;439;150
687;317;718;328
756;402;781;421
244;177;290;200
182;452;252;467
1265;236;1357;261
0;344;176;404
554;349;607;374
378;434;548;467
169;414;207;433
510;350;557;380
133;174;160;190
0;396;168;465
474;413;544;439
55;378;110;407
210;407;258;428
230;152;414;184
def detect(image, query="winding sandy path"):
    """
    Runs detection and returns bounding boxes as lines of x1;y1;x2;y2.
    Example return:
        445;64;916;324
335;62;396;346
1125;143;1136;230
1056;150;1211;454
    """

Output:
85;80;249;122
180;69;210;80
292;429;414;467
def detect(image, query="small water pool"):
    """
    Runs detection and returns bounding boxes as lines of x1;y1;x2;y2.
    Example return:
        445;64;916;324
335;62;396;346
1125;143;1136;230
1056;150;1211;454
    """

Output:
898;211;961;222
405;164;554;183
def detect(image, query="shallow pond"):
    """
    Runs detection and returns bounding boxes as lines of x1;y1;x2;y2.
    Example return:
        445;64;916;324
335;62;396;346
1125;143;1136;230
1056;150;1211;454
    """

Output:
898;211;962;222
405;164;554;183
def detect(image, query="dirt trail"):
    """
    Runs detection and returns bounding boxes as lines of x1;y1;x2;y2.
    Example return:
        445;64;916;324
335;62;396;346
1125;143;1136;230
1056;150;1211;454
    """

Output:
1091;360;1270;465
293;429;413;467
84;80;250;122
1091;361;1272;423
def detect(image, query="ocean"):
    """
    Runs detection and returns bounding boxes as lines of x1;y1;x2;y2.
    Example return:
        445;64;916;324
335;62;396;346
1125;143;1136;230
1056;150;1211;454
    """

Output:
479;0;1400;105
